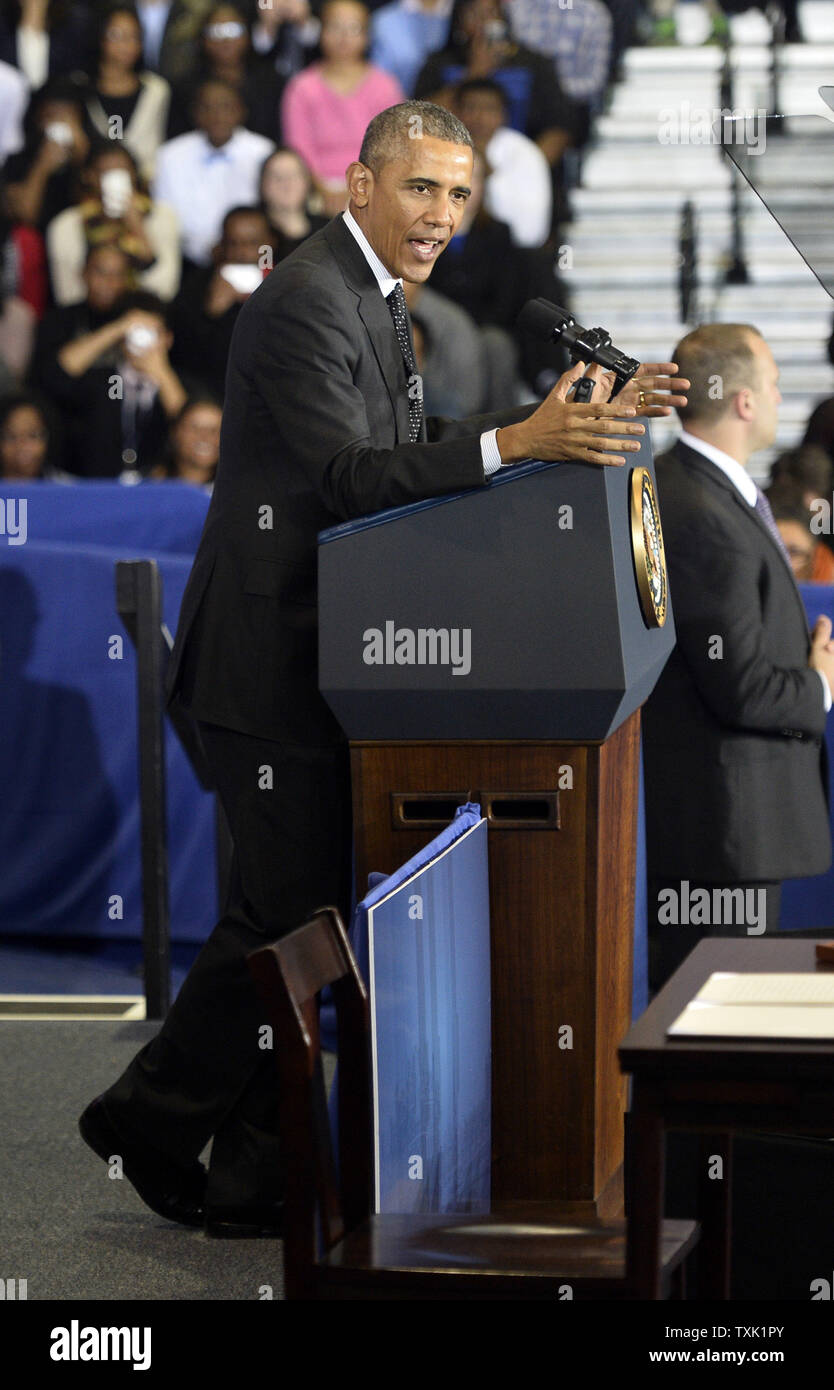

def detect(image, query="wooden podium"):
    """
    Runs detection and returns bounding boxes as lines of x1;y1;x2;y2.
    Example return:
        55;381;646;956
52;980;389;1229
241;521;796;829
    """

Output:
318;450;673;1213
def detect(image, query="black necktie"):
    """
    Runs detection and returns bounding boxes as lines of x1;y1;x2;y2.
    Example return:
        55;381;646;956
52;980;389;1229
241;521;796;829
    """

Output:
386;283;423;443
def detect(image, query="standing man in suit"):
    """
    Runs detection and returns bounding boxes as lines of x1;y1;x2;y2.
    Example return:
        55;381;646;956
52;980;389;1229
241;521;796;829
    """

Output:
643;322;834;994
79;99;684;1235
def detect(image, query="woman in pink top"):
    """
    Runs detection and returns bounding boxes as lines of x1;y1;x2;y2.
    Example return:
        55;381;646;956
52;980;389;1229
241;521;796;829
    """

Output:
281;0;404;215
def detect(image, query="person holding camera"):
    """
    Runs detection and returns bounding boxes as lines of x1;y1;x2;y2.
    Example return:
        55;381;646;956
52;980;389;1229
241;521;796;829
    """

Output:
45;139;181;305
40;288;188;476
4;78;90;230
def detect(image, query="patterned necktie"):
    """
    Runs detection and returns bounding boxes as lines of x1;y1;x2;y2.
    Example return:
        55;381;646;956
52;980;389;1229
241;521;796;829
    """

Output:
386;283;423;443
755;486;794;571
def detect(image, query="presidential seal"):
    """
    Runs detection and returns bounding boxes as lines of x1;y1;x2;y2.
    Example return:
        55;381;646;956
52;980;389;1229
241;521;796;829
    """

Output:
630;466;667;627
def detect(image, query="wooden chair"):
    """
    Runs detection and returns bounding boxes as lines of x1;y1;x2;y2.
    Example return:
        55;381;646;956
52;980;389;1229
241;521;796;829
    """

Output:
247;906;698;1300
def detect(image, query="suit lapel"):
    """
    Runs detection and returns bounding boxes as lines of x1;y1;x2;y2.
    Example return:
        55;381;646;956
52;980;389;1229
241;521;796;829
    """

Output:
323;217;414;444
673;441;811;637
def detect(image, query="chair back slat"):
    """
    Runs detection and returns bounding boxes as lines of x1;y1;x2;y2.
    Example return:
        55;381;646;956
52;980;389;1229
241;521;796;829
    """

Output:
247;907;373;1295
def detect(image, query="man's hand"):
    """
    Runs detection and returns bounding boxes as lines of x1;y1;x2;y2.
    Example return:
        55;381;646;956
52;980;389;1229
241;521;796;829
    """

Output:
497;360;645;467
809;614;834;698
618;362;690;417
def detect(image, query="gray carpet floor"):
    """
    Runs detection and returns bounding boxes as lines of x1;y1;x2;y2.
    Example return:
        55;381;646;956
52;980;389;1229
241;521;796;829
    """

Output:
0;1021;286;1300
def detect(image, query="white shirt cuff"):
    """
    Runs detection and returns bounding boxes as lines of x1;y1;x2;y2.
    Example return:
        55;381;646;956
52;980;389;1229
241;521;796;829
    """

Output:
817;668;832;712
481;428;502;477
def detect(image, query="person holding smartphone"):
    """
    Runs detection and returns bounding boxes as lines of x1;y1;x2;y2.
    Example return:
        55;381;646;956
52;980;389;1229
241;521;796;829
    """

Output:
169;203;273;400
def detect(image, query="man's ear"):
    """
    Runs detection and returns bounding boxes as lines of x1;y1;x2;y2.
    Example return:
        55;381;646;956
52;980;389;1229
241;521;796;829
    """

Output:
346;160;373;208
736;388;754;422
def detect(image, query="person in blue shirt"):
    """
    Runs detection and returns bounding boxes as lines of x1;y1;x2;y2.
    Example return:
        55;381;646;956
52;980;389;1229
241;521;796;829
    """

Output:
370;0;452;96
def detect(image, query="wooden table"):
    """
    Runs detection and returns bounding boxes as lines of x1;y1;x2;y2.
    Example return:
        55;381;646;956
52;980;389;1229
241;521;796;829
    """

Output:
619;938;834;1299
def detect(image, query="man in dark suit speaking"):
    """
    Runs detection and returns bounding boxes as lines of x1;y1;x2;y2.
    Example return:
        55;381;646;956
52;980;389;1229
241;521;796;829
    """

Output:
79;100;684;1236
643;322;834;994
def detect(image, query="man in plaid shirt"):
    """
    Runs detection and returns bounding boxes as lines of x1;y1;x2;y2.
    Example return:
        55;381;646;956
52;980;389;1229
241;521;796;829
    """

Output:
506;0;612;106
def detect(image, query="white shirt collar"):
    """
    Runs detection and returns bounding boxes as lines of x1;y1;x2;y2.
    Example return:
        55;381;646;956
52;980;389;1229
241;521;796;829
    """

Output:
200;129;240;161
342;207;401;299
678;429;758;507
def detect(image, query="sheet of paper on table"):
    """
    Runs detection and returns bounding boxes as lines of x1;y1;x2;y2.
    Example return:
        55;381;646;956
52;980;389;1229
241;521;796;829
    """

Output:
667;972;834;1040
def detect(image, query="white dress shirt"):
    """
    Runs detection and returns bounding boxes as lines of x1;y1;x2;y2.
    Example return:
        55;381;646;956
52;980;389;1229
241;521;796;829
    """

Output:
679;429;830;711
342;209;501;476
153;127;275;265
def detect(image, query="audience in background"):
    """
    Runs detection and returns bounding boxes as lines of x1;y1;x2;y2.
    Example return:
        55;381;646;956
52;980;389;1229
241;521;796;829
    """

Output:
370;0;452;96
802;392;834;477
0;56;29;161
505;0;612;144
0;388;64;478
0;0;89;87
281;0;403;215
414;0;576;169
133;0;212;88
167;2;282;140
151;390;221;485
258;145;326;261
0;207;46;335
32;241;130;388
767;444;834;567
456;76;551;248
153;76;273;266
43;288;188;475
769;444;833;513
247;0;319;85
82;4;171;183
46;139;180;302
4;77;89;229
770;497;834;584
0;246;36;381
169;202;271;399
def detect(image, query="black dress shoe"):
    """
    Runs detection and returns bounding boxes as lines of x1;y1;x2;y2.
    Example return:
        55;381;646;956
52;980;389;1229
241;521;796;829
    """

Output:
205;1202;285;1239
79;1095;207;1228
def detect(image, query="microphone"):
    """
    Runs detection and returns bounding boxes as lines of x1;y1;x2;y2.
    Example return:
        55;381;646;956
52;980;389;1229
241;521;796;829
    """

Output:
517;299;641;398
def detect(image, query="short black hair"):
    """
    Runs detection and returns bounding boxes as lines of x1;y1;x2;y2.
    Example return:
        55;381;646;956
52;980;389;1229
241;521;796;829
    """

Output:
456;78;507;110
770;445;833;498
221;203;270;236
768;497;813;532
114;289;170;325
358;100;473;175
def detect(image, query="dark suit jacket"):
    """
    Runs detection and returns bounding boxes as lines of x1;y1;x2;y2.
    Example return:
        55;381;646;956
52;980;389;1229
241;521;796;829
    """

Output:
642;439;831;883
167;214;532;745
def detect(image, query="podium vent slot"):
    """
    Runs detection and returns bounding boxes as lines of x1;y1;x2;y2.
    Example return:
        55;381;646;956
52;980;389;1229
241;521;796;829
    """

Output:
392;793;470;828
486;795;559;828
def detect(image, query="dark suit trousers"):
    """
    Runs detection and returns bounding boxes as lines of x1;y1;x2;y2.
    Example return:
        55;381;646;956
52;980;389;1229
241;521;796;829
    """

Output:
648;876;782;997
102;720;352;1207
